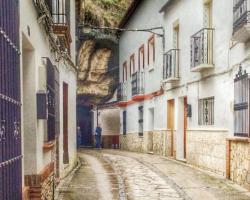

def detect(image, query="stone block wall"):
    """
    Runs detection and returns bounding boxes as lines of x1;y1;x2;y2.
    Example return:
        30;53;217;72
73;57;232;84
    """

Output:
120;131;168;156
41;174;55;200
230;140;250;190
120;132;148;153
152;131;166;156
166;130;176;157
186;130;227;176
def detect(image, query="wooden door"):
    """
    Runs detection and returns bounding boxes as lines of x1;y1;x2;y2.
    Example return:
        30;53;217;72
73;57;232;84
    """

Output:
63;83;69;164
184;97;188;159
167;100;175;157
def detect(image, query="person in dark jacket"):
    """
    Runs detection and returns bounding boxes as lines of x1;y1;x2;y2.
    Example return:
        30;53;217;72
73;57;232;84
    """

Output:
95;124;102;149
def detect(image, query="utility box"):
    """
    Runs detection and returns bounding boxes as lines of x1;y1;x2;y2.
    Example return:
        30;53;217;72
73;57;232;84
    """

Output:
37;91;47;119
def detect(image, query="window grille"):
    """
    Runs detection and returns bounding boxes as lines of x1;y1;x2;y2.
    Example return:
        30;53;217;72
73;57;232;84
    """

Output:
138;106;144;136
45;58;60;141
234;66;249;137
198;97;214;125
123;111;127;135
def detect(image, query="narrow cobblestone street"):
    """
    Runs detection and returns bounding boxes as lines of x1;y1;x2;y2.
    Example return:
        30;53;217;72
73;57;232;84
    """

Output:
57;149;250;200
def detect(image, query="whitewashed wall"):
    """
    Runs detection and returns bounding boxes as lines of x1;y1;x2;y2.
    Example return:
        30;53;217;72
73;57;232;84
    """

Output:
119;0;165;134
20;0;77;177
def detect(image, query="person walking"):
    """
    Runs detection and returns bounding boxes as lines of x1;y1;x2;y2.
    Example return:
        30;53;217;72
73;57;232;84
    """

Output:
95;124;102;149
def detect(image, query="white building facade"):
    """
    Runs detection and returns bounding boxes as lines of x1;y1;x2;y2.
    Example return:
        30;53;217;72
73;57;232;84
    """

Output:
20;0;77;199
118;0;250;190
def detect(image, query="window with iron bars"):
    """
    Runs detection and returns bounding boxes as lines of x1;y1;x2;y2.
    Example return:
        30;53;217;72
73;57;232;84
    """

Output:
123;110;127;135
198;97;214;125
45;58;60;141
138;106;144;136
234;66;249;137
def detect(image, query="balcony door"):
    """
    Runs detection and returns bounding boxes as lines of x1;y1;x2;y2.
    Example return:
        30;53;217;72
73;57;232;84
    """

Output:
176;97;187;161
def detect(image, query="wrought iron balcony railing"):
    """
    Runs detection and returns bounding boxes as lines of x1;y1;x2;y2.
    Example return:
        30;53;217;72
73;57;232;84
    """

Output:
163;49;180;80
131;71;144;96
117;82;127;102
52;13;69;26
233;0;249;33
191;28;214;70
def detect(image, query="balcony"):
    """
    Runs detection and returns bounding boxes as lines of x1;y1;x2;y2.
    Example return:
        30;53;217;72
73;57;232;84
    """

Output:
52;13;72;53
232;0;250;42
44;0;72;53
191;28;214;72
131;71;144;101
163;49;180;82
117;82;127;102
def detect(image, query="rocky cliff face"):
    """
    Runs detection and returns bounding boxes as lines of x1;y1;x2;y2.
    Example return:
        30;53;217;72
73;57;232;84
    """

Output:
77;0;132;105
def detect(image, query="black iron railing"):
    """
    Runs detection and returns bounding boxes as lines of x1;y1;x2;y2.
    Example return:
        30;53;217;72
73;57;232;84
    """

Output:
117;83;127;102
163;49;180;80
234;66;249;137
44;0;69;26
0;0;22;199
52;13;69;26
131;72;144;96
191;28;214;69
233;0;249;33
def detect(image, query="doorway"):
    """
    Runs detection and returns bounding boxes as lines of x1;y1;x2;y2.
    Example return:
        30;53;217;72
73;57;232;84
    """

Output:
167;100;175;157
77;105;93;147
176;97;187;161
63;82;69;164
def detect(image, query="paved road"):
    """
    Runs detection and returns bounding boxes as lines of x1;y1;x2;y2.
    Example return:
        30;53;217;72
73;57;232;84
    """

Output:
58;149;250;200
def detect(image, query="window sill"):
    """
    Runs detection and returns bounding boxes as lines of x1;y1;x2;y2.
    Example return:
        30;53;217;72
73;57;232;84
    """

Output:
226;137;250;143
43;140;55;152
187;127;228;132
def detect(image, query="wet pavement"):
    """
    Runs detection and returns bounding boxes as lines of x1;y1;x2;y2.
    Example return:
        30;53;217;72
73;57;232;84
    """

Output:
57;149;250;200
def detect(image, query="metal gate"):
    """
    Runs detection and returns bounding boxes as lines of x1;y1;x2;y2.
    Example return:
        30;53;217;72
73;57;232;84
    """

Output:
0;0;22;199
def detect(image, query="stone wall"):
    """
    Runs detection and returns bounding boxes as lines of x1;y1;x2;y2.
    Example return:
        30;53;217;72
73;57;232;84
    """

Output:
120;132;148;153
166;130;176;157
120;131;167;155
186;130;227;176
152;131;166;156
230;140;250;190
41;174;55;200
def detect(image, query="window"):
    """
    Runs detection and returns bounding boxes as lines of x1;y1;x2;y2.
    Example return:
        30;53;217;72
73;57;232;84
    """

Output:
130;54;135;76
234;67;249;137
46;58;60;141
123;62;127;82
148;35;155;67
123;110;127;135
138;45;145;70
203;0;212;28
138;106;144;136
198;97;214;125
